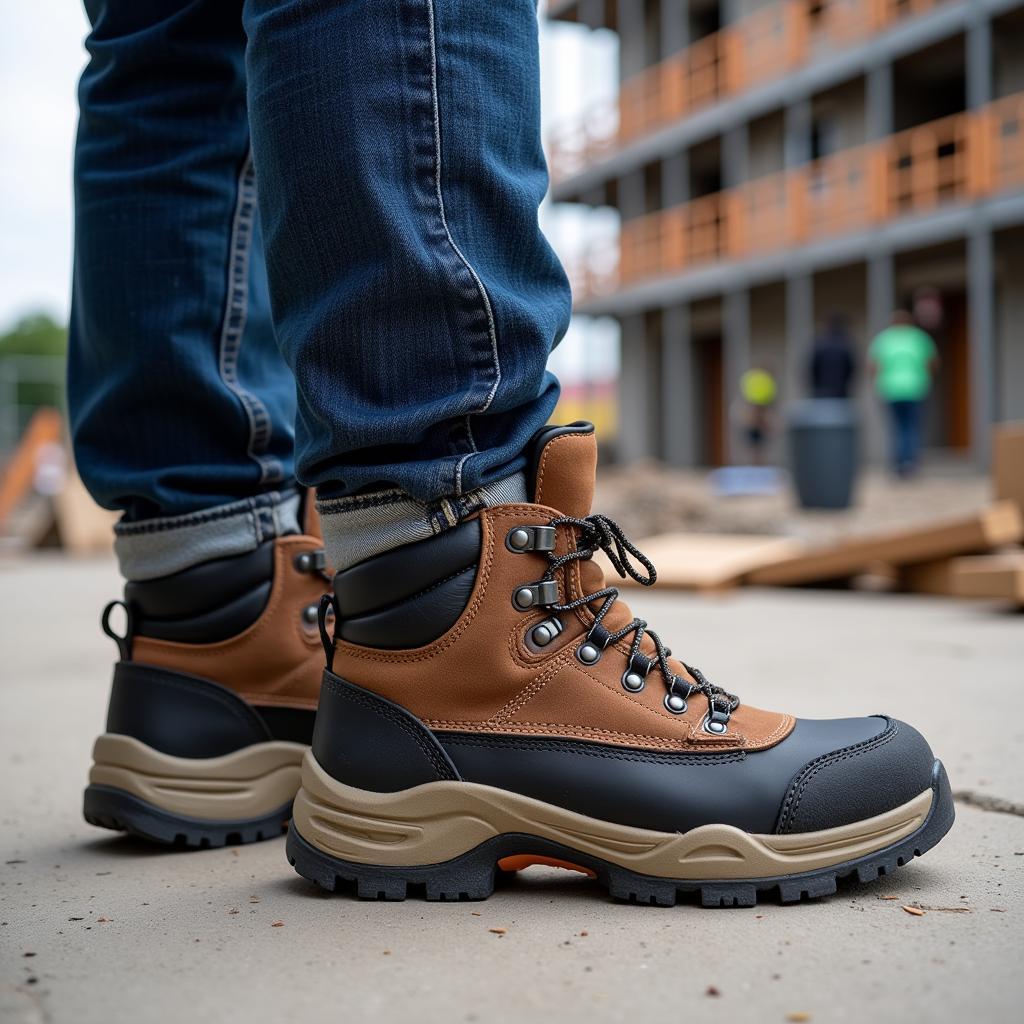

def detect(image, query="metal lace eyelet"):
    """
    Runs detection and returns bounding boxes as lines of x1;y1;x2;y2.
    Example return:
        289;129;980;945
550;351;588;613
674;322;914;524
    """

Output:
531;621;558;647
704;712;730;735
576;642;602;665
525;615;563;652
621;652;651;694
664;693;687;714
294;549;327;573
505;525;556;553
532;623;554;646
301;604;319;625
511;579;559;611
621;669;645;692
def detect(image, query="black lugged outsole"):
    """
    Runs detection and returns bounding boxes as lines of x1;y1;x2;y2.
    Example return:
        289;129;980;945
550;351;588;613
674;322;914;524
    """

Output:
83;784;292;849
286;759;954;907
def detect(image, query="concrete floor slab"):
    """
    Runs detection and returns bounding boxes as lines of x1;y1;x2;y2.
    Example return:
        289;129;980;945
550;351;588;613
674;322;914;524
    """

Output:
1;556;1022;1023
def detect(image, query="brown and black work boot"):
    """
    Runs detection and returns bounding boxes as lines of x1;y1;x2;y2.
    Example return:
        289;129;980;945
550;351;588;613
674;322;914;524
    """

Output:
84;498;330;848
287;424;954;906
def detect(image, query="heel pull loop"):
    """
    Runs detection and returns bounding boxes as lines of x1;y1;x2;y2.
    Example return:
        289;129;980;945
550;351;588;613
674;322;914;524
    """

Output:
101;600;133;661
317;593;338;671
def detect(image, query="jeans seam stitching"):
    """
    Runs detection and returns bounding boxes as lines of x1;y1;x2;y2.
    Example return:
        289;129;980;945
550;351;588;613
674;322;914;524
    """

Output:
217;149;281;486
423;0;501;495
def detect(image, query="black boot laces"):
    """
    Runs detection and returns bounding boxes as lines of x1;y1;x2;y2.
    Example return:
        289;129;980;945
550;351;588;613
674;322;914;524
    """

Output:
539;514;740;729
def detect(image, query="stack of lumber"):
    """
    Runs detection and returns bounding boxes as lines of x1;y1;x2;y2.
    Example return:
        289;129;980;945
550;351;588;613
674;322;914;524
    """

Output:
894;422;1024;607
747;422;1024;606
606;422;1024;606
746;500;1022;587
597;534;802;593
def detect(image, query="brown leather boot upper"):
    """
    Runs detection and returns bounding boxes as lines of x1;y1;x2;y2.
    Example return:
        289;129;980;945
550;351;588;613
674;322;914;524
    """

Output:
332;429;794;753
132;530;328;711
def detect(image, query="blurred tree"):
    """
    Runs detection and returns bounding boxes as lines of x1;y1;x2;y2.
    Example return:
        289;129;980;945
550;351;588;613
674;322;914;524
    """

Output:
0;312;67;414
0;312;68;357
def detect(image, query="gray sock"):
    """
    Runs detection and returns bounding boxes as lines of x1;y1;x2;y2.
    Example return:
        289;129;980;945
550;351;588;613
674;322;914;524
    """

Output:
317;472;527;570
114;490;302;581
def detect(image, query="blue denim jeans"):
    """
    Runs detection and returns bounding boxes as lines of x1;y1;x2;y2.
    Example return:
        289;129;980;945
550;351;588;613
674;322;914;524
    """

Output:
69;0;569;576
887;399;923;476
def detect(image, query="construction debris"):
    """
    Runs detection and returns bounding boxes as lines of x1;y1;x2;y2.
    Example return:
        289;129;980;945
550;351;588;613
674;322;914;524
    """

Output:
992;422;1024;516
949;553;1024;607
745;502;1022;587
602;421;1024;607
597;533;801;592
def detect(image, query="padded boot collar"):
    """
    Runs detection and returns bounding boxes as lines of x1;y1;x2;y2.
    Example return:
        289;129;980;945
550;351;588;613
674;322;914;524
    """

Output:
130;535;328;710
529;422;597;517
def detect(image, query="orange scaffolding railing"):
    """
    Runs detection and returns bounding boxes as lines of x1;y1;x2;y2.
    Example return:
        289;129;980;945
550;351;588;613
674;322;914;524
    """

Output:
547;0;944;184
566;94;1024;303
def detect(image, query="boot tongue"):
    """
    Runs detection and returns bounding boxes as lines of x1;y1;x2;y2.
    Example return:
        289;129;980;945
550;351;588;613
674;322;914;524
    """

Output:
531;424;691;680
531;423;597;517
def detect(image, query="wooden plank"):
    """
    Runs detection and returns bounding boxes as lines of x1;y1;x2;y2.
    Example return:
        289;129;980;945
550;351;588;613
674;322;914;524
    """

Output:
992;421;1024;516
597;533;803;591
899;558;958;596
745;501;1023;587
950;553;1024;605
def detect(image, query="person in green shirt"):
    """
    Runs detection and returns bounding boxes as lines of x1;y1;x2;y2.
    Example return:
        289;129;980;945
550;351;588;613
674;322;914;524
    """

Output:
868;310;939;478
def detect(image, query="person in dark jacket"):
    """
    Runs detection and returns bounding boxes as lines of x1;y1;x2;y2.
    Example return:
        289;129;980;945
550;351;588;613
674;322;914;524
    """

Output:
808;313;857;399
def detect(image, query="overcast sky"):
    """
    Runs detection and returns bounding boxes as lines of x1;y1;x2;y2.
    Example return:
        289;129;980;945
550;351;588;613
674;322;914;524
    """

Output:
0;0;89;329
0;2;619;379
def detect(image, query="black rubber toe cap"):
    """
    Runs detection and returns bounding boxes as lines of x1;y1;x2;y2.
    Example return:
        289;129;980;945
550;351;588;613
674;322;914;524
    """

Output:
775;717;935;834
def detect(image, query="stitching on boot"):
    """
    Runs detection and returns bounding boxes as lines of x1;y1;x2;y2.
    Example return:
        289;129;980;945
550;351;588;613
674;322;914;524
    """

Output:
776;719;899;833
439;732;747;766
124;668;269;739
423;720;722;750
322;674;457;781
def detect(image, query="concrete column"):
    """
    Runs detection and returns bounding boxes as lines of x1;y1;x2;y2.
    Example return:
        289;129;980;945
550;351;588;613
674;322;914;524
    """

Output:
578;0;605;31
784;97;813;169
617;312;653;462
968;227;995;468
661;304;695;466
655;152;692;464
866;61;894;140
616;0;646;78
721;0;744;26
660;151;690;208
619;168;647;220
723;289;751;464
966;11;993;109
785;272;814;403
864;251;896;465
660;1;690;57
722;124;749;189
783;97;814;408
867;250;895;336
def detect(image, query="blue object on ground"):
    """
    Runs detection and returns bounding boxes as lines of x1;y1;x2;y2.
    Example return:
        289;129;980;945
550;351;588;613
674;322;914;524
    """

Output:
710;466;785;497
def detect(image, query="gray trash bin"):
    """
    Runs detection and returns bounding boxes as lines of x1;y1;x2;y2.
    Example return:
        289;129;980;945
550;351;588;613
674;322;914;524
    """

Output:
787;399;858;509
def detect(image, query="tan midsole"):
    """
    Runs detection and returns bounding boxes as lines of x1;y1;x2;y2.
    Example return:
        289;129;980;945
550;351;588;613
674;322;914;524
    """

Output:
293;751;934;880
90;734;306;821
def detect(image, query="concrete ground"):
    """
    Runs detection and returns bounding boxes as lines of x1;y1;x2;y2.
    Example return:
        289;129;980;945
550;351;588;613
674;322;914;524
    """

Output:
1;554;1022;1024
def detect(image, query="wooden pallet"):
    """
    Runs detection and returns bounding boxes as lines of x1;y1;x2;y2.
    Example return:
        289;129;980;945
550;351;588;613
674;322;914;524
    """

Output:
745;501;1023;587
597;533;803;592
993;421;1024;516
950;553;1024;606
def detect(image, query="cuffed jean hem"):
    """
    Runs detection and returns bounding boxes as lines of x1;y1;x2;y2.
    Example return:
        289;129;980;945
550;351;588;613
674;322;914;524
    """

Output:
113;490;302;581
317;472;527;570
